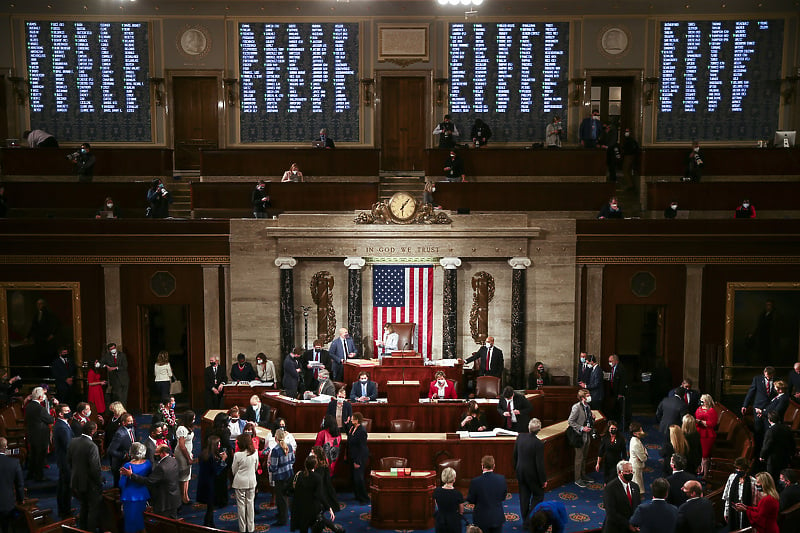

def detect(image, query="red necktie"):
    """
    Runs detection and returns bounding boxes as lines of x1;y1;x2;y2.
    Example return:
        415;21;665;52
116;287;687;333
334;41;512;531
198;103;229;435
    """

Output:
626;484;632;505
506;401;513;429
766;379;771;394
685;393;689;405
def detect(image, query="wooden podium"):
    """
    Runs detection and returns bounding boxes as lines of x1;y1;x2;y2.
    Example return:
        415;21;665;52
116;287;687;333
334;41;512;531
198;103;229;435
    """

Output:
369;470;435;529
380;351;423;366
386;380;420;404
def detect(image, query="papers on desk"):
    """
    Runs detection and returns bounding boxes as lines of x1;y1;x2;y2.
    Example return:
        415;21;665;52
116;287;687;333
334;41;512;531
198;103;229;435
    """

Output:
458;428;518;438
428;358;459;367
307;394;333;403
227;380;275;387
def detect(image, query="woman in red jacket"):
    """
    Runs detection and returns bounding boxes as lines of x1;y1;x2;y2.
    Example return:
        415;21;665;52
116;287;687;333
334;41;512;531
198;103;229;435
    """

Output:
428;371;457;399
734;471;780;533
695;393;718;477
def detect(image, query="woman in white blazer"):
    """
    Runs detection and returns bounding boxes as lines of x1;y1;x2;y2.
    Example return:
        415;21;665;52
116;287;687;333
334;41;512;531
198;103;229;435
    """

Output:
231;433;260;533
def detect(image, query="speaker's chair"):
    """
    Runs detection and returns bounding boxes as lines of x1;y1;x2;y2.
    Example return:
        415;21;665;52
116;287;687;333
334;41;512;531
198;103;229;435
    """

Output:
476;376;501;399
389;419;416;432
379;456;409;470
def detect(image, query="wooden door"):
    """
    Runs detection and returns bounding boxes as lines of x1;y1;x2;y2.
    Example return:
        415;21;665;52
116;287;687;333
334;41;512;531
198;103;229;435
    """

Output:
380;77;426;171
588;76;636;142
172;76;219;170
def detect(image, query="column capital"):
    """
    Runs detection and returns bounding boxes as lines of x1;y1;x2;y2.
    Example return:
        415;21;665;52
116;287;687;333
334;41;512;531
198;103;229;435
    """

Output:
344;257;366;270
508;257;531;270
439;257;462;270
274;257;297;269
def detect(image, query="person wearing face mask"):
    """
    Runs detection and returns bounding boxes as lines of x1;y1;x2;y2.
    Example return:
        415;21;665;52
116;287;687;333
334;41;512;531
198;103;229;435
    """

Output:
282;348;303;399
545;115;562;149
68;142;95;182
244;394;273;429
597;196;624;219
349;371;378;403
664;200;679;219
87;359;107;415
722;457;756;530
428;370;457;399
204;356;227;409
95;196;121;219
527;361;552;390
601;460;641;533
733;471;780;533
251;179;271;218
629;421;648;495
567;389;595;488
513;418;547;521
101;342;129;404
577;351;591;387
621;128;640;192
231;353;257;382
464;336;504;379
779;469;800;511
121;443;181;519
596;420;627;485
579;110;602;149
443;150;466;182
227;406;246;447
326;387;352;430
682;141;704;182
498;385;532;433
51;346;77;407
52;403;74;517
375;323;399;360
433;114;458;149
585;355;604;411
71;401;100;437
254;352;276;386
108;412;137;488
268;418;297;451
143;422;168;463
735;198;757;219
281;162;304;182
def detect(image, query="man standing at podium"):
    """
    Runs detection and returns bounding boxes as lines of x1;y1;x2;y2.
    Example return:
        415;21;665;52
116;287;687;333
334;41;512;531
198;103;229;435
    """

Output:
329;328;356;382
465;336;504;378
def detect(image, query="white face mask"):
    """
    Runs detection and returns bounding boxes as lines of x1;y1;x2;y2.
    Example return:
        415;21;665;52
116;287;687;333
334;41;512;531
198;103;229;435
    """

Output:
742;203;750;208
110;348;117;355
437;380;446;386
106;203;114;209
624;132;630;137
694;147;700;152
95;362;101;369
359;379;368;384
671;204;678;210
586;396;592;403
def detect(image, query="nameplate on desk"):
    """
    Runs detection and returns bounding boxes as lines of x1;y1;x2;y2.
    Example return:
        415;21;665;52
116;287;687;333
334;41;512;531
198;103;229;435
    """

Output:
386;380;420;386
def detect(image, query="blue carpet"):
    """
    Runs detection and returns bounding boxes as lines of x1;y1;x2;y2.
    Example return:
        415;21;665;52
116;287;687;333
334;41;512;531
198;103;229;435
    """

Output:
23;415;719;533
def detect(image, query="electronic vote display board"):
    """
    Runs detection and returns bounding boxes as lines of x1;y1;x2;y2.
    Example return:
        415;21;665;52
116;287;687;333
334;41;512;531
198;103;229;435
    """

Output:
238;22;359;143
657;19;784;142
448;22;570;143
25;21;151;143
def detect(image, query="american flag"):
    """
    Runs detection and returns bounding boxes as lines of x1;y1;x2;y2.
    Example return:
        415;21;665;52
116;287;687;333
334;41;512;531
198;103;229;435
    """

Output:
372;265;433;359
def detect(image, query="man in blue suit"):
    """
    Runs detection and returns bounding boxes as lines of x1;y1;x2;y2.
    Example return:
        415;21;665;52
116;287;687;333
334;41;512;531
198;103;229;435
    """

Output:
0;436;25;533
107;412;136;488
467;455;507;533
349;371;378;402
742;366;777;453
629;477;678;533
52;404;74;518
328;328;356;382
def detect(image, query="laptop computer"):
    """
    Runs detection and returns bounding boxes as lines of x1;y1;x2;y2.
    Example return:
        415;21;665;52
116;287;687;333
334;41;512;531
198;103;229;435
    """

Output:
311;140;325;149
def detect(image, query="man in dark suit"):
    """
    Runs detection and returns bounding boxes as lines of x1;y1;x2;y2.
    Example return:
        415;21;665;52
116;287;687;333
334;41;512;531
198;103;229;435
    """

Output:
676;480;715;533
675;378;701;415
607;354;628;425
764;380;790;422
244;394;273;429
577;351;591;387
467;455;508;533
788;362;800;400
349;371;378;403
317;128;335;149
122;444;181;519
328;328;356;382
656;390;689;436
100;342;129;405
302;340;330;392
68;422;103;532
107;412;135;488
230;353;256;382
52;403;74;517
513;418;546;522
25;386;54;481
665;454;693;507
0;437;24;533
282;348;302;399
742;366;777;453
629;478;678;533
602;460;641;533
585;356;605;410
497;386;532;432
51;346;77;406
465;336;504;378
780;469;800;512
142;422;166;464
347;412;370;504
761;410;796;482
204;356;227;409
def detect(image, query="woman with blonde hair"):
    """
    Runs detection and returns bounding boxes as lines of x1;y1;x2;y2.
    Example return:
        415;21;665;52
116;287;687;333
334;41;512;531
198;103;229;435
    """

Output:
660;424;688;476
105;401;128;449
375;323;398;359
682;413;702;475
695;393;718;477
153;350;173;405
734;471;780;533
268;428;295;526
433;467;464;533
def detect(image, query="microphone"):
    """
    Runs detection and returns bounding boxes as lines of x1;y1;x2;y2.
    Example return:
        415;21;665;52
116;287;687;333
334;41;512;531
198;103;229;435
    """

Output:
403;342;410;353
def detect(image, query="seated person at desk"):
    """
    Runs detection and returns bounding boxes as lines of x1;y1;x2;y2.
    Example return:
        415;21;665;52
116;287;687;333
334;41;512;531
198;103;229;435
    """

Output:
231;353;256;382
429;371;457;399
316;128;335;149
527;361;552;390
227;406;246;447
443;150;466;182
254;352;276;385
375;323;398;359
244;394;272;429
460;400;489;432
326;387;353;429
302;340;330;391
281;162;303;182
498;386;532;432
95;196;121;219
304;368;335;400
350;371;378;403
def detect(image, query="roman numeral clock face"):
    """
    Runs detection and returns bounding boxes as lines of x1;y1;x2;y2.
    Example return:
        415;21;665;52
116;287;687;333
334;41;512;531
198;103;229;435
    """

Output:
388;192;417;222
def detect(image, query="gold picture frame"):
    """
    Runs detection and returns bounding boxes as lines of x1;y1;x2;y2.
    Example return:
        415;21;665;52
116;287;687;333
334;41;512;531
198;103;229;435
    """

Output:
724;281;800;394
0;282;83;371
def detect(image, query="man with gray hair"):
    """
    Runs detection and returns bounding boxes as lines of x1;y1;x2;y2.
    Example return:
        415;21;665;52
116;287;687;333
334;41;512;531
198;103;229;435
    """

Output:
0;436;24;533
121;444;180;519
24;386;54;481
513;417;546;522
304;368;335;399
602;460;640;533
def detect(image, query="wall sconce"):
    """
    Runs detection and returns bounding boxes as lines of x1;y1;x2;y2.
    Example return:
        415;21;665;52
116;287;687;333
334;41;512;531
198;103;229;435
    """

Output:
8;77;29;106
149;77;165;107
360;78;374;107
434;78;449;107
780;76;799;104
569;78;586;107
643;77;660;106
223;78;239;107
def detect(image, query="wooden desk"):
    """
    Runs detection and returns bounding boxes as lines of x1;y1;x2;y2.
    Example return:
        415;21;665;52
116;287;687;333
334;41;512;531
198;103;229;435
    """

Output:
343;360;462;398
369;470;435;529
199;148;380;177
221;383;279;409
0;147;173;177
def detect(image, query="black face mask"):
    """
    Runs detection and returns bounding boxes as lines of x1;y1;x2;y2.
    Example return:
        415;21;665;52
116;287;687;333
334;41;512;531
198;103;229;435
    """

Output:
756;485;763;492
622;473;634;483
609;428;617;434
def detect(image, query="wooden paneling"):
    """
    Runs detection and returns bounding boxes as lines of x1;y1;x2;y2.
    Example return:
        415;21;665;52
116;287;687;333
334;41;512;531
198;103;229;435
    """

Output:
424;148;607;176
2;182;150;218
173;76;219;170
381;77;426;171
640;147;800;177
0;148;173;176
433;182;616;211
200;149;380;177
647;182;800;211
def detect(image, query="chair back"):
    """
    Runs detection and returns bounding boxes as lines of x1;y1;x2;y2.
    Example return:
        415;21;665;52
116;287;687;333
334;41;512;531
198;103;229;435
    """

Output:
476;376;501;398
391;323;416;351
437;457;462;483
389;419;416;432
379;456;409;470
361;418;373;432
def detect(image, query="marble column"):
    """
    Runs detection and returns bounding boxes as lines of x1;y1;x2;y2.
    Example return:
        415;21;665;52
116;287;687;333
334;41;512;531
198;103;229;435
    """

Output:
508;257;531;389
102;264;122;345
684;265;705;385
275;257;297;359
202;265;222;357
585;265;604;358
439;257;462;359
345;257;365;357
